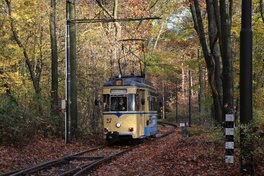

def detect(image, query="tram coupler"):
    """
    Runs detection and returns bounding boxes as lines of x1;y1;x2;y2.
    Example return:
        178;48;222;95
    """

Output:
106;132;119;143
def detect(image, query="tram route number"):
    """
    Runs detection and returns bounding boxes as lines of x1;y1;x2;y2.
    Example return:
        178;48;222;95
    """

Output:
106;118;112;123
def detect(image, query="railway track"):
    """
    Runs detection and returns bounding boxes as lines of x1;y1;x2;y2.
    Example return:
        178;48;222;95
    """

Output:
1;121;177;176
157;120;177;137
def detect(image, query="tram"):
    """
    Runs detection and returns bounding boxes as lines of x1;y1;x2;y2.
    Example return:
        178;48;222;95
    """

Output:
103;75;158;142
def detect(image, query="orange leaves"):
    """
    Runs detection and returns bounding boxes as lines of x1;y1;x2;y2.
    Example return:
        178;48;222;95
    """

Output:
90;130;241;176
2;128;264;175
0;136;104;173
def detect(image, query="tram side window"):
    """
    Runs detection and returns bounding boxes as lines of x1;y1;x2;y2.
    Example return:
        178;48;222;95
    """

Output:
103;94;110;111
135;94;140;111
111;97;127;111
136;90;145;111
149;96;157;111
128;94;139;111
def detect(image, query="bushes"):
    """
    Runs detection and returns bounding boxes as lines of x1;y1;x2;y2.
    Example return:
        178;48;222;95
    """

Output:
0;94;64;146
0;95;32;145
252;109;264;162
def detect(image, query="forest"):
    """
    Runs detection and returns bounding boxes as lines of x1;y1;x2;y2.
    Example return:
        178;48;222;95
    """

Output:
0;0;264;175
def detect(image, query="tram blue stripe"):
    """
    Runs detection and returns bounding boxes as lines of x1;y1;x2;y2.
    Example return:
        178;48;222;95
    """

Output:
103;111;157;117
104;112;157;114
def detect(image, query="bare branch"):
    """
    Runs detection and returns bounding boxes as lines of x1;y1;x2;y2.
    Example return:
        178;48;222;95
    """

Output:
113;0;118;18
95;0;113;18
260;0;264;23
189;2;199;35
148;0;160;11
229;0;233;26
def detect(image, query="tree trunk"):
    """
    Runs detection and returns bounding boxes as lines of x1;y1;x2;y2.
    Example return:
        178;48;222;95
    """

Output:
260;0;264;23
162;80;165;119
96;0;121;75
49;0;59;115
198;61;205;124
188;69;192;127
219;0;233;116
175;81;178;123
190;0;223;123
206;0;223;123
153;18;168;51
181;63;185;96
69;0;78;136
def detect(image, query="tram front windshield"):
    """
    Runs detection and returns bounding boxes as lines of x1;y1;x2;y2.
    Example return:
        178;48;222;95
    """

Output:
103;94;137;111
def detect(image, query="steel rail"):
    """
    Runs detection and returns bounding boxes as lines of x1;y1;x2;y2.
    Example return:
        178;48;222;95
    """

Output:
1;145;104;176
72;122;177;175
2;121;177;176
158;121;178;128
73;147;133;176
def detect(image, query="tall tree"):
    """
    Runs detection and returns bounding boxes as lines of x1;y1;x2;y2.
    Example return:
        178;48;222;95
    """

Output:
198;51;206;121
190;0;234;123
188;69;192;126
49;0;59;115
66;0;78;136
70;0;78;136
219;0;234;114
5;0;43;96
190;0;223;123
95;0;122;75
260;0;264;23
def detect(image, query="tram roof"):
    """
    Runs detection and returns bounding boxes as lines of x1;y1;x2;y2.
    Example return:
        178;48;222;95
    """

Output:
103;75;155;90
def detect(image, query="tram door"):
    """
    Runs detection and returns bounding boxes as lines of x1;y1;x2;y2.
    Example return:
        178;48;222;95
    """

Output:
137;89;146;136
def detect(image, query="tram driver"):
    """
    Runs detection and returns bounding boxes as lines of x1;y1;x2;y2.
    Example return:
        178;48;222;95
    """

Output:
111;97;126;111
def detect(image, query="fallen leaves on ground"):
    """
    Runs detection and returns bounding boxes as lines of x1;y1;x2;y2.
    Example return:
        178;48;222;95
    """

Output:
90;130;240;176
1;128;263;175
0;135;104;174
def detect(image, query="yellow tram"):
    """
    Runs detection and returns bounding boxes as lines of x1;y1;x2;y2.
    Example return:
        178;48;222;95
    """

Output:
103;75;158;142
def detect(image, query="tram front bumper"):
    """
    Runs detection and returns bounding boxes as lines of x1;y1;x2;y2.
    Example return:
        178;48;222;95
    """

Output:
106;131;134;142
106;132;119;142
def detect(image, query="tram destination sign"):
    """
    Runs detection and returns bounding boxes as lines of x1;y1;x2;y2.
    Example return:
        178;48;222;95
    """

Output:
111;89;127;94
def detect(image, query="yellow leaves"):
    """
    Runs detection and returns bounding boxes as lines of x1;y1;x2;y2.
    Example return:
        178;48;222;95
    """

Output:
0;42;22;65
11;12;20;21
6;43;18;51
0;59;16;68
0;39;24;95
231;26;240;37
0;71;22;95
23;0;34;6
10;0;49;25
253;88;264;109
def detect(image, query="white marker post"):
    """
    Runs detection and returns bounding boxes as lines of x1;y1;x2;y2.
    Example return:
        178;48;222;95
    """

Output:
180;122;188;137
225;114;234;164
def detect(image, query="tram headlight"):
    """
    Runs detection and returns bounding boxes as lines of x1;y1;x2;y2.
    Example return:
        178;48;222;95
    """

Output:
115;122;121;128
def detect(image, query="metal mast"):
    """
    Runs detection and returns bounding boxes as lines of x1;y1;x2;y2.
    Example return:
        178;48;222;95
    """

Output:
240;0;253;174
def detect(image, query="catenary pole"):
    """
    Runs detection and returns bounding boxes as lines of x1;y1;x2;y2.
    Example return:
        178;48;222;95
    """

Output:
175;82;178;123
240;0;254;174
188;69;192;127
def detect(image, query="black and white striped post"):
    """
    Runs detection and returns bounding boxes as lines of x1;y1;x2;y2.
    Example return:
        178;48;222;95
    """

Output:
225;110;235;164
